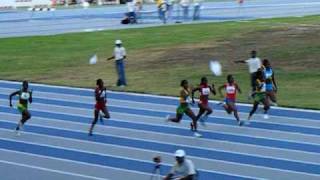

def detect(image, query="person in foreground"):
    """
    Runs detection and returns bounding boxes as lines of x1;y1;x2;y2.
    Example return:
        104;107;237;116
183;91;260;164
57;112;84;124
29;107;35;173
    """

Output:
164;149;197;180
9;81;33;136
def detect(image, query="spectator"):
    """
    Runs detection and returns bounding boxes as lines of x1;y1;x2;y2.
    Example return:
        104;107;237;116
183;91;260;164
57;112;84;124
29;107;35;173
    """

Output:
180;0;190;21
107;40;127;87
126;0;137;23
192;0;202;20
164;149;197;180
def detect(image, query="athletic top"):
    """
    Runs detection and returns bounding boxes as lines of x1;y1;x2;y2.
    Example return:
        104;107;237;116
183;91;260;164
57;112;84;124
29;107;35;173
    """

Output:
95;87;107;103
20;91;30;100
256;79;266;93
264;67;273;91
199;83;210;105
224;83;237;100
180;88;191;104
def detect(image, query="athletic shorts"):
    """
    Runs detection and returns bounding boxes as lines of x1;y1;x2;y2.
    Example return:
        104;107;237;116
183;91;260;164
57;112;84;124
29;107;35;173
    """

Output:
254;93;266;103
17;103;27;113
198;100;209;106
177;104;189;114
225;98;237;110
95;102;106;111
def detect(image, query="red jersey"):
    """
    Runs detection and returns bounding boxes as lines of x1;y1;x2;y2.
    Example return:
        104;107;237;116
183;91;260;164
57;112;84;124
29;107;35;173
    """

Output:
224;83;237;100
95;87;107;111
199;83;211;105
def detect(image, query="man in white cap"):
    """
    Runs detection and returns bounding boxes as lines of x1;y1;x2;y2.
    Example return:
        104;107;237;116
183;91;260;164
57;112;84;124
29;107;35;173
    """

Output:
108;40;127;87
164;149;197;180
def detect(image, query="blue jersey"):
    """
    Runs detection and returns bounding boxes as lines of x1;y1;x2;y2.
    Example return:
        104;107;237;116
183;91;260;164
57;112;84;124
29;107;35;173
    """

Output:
264;67;273;91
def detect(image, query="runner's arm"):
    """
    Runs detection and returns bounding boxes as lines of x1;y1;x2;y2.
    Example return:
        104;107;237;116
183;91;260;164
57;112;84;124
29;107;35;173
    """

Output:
191;87;200;103
218;85;225;98
9;90;20;107
272;72;278;92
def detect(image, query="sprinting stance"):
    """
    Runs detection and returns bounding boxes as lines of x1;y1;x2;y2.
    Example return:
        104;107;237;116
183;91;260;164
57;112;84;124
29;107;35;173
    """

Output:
218;75;243;126
248;69;270;122
89;79;110;136
262;59;278;106
166;80;202;137
9;81;33;135
191;77;216;126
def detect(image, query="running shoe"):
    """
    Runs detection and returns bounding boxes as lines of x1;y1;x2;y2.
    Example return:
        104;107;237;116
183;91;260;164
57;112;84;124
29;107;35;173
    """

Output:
194;132;202;138
238;120;244;126
165;115;170;123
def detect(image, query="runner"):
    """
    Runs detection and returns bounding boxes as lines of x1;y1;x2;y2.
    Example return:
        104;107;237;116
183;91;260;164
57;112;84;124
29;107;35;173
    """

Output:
248;69;270;123
218;75;243;126
191;76;216;126
166;80;202;137
9;81;33;136
263;59;278;106
89;79;110;136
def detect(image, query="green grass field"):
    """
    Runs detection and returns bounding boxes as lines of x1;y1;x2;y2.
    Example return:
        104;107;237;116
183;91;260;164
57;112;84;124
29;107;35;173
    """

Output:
0;15;319;109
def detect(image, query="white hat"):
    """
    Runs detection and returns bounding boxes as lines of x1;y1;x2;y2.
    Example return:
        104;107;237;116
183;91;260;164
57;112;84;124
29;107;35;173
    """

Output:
115;40;122;44
174;149;186;157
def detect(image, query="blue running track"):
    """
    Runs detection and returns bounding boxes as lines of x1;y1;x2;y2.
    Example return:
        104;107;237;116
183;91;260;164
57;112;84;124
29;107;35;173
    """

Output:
0;80;319;180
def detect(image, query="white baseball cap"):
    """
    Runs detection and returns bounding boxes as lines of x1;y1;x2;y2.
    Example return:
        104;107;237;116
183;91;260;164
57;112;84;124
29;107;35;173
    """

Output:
115;40;122;44
174;149;186;157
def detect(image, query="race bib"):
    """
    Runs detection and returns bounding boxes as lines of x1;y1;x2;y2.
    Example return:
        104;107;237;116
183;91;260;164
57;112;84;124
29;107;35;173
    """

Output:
226;86;235;94
201;87;210;95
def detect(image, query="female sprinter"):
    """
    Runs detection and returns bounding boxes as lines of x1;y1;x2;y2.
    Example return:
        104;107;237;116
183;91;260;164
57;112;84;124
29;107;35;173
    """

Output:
9;81;33;135
191;77;216;126
218;75;243;126
248;69;270;122
263;59;278;106
89;79;110;136
166;80;202;137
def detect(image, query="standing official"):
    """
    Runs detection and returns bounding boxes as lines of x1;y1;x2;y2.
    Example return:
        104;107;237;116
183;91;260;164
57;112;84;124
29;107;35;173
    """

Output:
108;40;127;87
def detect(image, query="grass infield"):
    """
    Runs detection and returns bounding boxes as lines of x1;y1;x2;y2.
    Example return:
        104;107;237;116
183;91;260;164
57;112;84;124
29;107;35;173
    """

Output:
0;15;319;109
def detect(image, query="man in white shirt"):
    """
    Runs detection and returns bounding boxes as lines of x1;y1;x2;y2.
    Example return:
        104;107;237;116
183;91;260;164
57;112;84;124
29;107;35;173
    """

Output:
180;0;190;21
235;50;262;92
107;40;127;87
164;149;197;180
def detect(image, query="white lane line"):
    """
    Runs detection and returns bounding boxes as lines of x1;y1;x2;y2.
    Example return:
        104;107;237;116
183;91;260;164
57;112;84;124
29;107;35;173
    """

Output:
1;95;320;130
2;112;320;158
1;103;320;147
0;138;259;179
0;80;319;113
1;118;320;168
0;159;109;180
0;148;154;177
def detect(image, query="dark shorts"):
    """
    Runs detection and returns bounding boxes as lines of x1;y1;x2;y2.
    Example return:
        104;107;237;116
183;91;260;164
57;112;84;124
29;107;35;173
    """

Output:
95;102;106;111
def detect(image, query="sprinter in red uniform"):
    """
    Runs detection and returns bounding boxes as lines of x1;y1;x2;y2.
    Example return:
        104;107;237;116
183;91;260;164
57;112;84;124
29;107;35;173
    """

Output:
192;77;216;126
89;79;110;136
218;75;243;126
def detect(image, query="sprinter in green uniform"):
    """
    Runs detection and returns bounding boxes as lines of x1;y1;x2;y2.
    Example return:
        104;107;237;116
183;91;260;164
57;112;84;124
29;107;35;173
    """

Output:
9;81;33;135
